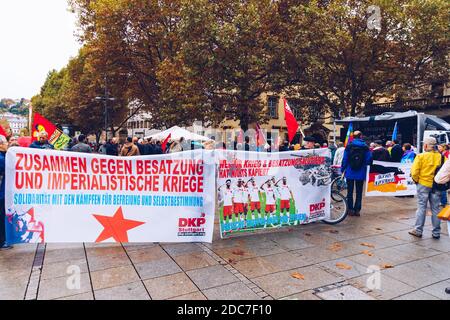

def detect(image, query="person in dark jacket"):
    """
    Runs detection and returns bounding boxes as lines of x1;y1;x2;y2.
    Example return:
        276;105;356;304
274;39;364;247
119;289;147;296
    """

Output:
29;131;54;150
389;140;403;162
0;135;11;250
279;141;290;152
342;131;373;216
105;138;119;156
371;140;390;161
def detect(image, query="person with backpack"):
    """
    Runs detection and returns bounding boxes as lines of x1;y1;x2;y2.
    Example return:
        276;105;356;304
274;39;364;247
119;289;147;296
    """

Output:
341;131;372;216
409;137;444;239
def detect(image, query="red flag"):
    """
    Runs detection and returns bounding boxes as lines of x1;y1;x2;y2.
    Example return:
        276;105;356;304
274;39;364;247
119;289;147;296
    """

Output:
283;98;299;143
255;123;266;147
32;112;57;142
0;125;7;137
237;130;244;144
161;133;171;152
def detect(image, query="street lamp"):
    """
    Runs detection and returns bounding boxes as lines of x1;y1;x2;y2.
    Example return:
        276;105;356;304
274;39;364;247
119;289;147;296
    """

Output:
95;76;115;141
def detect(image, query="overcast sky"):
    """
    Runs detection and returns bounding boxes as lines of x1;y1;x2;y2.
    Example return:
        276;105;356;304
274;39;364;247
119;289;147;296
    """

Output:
0;0;81;100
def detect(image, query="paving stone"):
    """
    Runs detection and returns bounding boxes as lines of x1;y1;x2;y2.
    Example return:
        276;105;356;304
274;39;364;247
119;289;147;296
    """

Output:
144;272;198;300
394;290;440;300
348;273;416;300
122;243;157;252
252;265;342;299
420;280;450;300
44;248;86;264
319;258;369;279
173;252;219;271
168;291;207;300
38;272;91;300
56;292;94;300
291;246;341;265
134;257;182;280
213;246;258;262
95;281;150;300
41;259;89;280
0;283;28;300
280;290;322;300
232;252;311;279
0;269;31;287
415;237;450;253
316;285;375;300
87;253;131;272
85;246;126;258
186;265;239;290
382;255;450;289
90;265;140;291
202;282;262;300
126;246;169;264
160;243;203;256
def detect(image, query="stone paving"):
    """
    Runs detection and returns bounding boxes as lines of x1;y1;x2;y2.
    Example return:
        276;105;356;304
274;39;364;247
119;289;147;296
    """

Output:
0;196;449;300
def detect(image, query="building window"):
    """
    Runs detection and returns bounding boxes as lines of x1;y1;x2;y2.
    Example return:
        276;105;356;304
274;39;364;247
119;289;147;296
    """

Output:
268;96;279;119
287;99;302;120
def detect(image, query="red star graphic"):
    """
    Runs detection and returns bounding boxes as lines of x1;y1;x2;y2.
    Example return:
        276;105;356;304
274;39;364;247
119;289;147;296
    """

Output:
93;207;145;243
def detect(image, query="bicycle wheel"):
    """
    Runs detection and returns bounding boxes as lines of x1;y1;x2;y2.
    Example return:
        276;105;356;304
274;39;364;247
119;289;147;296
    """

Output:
323;191;348;225
331;176;348;199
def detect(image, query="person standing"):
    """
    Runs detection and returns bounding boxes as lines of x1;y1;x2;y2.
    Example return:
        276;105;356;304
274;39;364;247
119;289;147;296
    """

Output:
0;136;11;250
70;134;92;153
341;131;372;216
371;140;390;162
120;137;140;156
409;137;443;239
389;140;403;162
434;155;450;295
438;144;449;206
105;138;119;156
29;131;54;150
401;143;416;164
333;142;345;167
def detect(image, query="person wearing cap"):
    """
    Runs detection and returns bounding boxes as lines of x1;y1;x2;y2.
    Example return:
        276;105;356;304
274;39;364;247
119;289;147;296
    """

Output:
301;136;316;150
29;131;54;150
0;135;12;250
409;137;444;239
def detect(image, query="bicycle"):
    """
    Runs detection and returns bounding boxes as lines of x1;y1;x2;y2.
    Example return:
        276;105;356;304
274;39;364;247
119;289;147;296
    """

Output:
322;190;348;225
331;165;347;200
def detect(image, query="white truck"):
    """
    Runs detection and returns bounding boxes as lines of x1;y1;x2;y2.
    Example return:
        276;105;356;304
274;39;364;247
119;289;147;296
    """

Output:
336;110;450;152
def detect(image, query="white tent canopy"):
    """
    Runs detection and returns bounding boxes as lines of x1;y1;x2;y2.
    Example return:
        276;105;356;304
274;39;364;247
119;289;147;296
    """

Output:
145;126;212;141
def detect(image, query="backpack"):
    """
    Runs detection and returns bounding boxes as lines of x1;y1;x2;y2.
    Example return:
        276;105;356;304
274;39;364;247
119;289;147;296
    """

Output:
433;155;450;191
348;145;366;170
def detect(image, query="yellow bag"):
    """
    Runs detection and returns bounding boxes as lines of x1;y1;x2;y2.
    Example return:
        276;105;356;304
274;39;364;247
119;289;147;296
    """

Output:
437;206;450;221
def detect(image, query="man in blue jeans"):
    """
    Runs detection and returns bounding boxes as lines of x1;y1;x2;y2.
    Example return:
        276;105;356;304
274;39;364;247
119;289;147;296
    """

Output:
342;131;372;216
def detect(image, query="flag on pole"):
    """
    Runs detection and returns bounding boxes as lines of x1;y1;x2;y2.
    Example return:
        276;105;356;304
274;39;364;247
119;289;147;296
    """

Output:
0;125;8;138
283;98;299;143
255;123;266;147
161;133;171;152
392;121;398;141
32;112;70;150
344;122;354;147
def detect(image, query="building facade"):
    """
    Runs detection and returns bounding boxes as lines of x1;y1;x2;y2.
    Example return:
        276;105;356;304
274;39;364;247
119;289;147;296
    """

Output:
0;112;28;136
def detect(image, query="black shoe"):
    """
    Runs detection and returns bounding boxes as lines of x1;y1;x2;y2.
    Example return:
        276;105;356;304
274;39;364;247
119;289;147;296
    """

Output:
353;211;361;217
348;209;355;216
0;244;13;250
432;234;440;240
408;230;423;238
445;287;450;294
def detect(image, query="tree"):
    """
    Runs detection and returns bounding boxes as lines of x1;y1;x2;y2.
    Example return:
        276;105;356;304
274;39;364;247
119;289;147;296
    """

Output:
177;0;285;130
282;0;450;118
